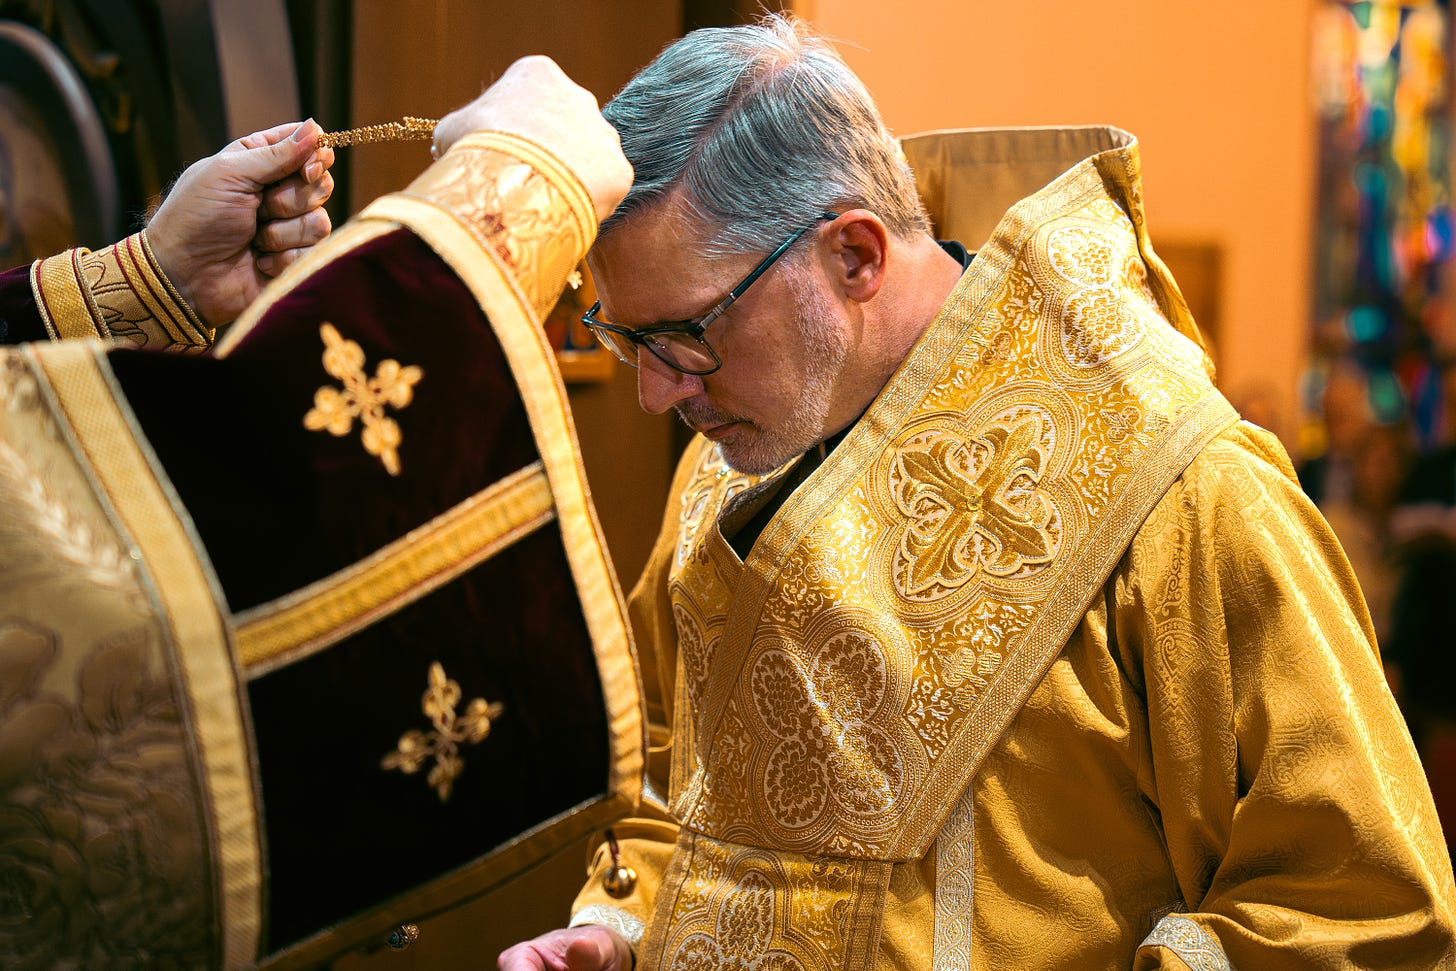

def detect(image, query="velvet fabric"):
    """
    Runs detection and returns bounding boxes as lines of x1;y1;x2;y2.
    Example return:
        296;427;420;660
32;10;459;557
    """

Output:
0;262;49;344
109;229;540;611
109;227;611;949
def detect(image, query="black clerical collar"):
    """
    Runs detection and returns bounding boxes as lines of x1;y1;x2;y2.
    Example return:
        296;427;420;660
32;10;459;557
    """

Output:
939;239;973;270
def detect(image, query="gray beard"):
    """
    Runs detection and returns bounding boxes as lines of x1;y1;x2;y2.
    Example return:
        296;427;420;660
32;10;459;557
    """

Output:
691;265;850;475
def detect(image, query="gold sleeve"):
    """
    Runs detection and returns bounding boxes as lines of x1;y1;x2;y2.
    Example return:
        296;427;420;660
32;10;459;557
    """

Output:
30;231;212;350
1124;423;1455;968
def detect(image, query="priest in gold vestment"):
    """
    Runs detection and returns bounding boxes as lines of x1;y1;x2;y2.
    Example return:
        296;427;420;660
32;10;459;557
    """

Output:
501;17;1456;971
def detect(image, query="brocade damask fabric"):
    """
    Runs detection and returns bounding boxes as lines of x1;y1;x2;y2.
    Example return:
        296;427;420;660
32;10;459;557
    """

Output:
1;131;641;968
570;128;1456;969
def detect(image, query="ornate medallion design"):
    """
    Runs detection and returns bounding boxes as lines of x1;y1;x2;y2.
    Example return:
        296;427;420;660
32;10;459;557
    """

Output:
667;868;807;971
749;624;903;829
650;836;888;971
888;411;1060;602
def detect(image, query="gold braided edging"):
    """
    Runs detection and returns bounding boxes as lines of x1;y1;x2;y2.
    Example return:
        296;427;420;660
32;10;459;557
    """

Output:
233;461;556;675
134;231;211;343
317;116;437;149
32;248;106;341
93;233;210;349
28;236;211;349
28;341;262;968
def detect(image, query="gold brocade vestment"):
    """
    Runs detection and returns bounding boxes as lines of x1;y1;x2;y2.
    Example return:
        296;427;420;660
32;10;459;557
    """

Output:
571;128;1456;969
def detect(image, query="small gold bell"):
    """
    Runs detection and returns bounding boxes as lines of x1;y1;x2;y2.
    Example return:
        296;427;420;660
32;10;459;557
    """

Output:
603;863;638;899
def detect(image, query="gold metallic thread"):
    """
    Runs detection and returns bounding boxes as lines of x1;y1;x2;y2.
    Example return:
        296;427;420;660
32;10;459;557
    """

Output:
317;117;437;149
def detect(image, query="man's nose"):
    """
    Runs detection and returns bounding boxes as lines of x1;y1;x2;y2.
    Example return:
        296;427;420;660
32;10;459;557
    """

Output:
637;351;704;415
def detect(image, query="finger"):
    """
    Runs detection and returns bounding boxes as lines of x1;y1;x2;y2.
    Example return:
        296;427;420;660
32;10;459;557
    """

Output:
254;209;331;255
228;120;314;153
255;243;316;278
227;119;320;190
262;171;335;220
564;935;612;971
495;942;547;970
303;144;336;184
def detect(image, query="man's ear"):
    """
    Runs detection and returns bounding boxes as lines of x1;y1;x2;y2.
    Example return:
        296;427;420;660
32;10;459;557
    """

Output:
823;210;888;304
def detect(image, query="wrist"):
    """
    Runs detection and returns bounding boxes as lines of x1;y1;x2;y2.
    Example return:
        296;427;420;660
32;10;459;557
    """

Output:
138;231;211;335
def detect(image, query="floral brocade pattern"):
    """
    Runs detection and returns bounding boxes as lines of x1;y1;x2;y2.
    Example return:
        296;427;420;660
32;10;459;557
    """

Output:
0;353;213;969
1139;915;1233;971
403;141;586;321
645;832;891;971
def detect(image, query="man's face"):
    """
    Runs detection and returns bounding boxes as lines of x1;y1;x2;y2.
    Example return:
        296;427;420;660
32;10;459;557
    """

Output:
588;204;856;474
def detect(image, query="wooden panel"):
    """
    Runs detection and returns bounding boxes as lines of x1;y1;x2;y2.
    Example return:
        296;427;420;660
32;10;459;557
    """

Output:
1155;238;1223;369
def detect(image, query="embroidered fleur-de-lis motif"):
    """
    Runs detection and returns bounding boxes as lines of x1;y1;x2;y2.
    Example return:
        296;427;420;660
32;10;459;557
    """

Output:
381;662;503;802
303;323;423;475
891;414;1058;597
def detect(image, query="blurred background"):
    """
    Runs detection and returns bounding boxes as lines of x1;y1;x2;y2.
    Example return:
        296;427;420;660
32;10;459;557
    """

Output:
2;0;1454;965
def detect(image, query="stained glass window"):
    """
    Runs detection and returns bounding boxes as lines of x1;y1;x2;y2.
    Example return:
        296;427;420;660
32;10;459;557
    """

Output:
1308;0;1451;452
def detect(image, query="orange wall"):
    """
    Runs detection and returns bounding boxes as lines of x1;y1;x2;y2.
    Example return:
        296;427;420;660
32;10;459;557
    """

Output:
802;0;1319;449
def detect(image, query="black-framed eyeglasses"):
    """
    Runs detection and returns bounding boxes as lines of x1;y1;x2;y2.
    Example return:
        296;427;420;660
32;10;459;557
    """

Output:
582;211;840;376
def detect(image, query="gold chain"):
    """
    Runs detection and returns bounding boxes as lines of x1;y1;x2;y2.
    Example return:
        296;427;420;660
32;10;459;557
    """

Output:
317;116;438;149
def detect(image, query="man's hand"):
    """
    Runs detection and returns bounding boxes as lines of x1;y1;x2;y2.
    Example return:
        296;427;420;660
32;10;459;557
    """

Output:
147;120;336;327
497;925;632;971
432;56;632;224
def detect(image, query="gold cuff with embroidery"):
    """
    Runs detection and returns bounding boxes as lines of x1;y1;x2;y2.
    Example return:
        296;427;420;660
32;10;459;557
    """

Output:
29;232;212;350
400;131;595;321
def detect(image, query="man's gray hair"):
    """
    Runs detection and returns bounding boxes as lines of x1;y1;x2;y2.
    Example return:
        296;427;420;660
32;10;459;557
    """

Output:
601;14;930;257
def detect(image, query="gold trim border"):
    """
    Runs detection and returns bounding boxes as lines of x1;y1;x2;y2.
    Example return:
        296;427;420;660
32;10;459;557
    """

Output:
357;191;642;801
32;249;105;341
234;462;557;676
136;230;211;342
29;342;260;968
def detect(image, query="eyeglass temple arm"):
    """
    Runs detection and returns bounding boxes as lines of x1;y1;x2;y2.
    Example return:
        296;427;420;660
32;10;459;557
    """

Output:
705;212;841;322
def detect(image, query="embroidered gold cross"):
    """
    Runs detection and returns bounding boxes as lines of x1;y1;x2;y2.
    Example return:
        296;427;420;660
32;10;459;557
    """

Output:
893;415;1057;595
303;323;423;475
381;662;504;802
